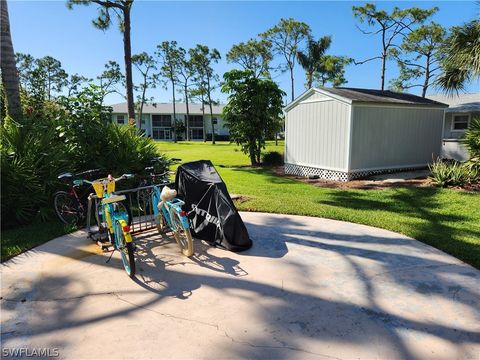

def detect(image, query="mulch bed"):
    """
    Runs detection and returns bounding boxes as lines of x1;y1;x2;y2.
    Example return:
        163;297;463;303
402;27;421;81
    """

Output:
270;166;479;192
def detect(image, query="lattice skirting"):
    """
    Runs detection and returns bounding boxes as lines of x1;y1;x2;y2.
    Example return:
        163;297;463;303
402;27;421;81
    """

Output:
284;163;349;181
284;163;427;182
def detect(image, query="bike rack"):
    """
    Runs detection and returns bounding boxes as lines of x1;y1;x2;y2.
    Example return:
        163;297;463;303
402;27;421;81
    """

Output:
86;184;162;241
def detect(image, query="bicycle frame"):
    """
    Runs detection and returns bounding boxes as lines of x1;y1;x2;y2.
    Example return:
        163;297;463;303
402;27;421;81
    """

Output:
101;193;133;244
152;186;190;231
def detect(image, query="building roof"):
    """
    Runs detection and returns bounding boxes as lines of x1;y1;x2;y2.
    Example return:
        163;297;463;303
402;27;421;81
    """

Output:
110;102;225;115
426;93;480;113
285;87;448;111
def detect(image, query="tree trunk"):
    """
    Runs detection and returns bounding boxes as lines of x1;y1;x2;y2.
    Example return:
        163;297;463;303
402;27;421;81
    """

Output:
249;143;256;166
185;83;190;141
422;54;431;98
172;81;177;142
380;54;386;90
0;0;22;119
207;78;215;144
201;94;206;142
138;81;147;131
290;66;295;101
123;5;135;123
307;70;313;89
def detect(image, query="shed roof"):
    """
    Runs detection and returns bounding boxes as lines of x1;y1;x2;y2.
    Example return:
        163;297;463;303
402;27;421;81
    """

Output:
285;87;448;111
110;102;225;115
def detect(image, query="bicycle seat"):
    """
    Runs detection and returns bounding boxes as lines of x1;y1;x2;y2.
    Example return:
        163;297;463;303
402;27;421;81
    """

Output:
102;195;126;204
58;173;73;181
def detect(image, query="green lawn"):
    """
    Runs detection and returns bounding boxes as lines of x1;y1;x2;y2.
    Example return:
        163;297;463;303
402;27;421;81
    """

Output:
2;221;76;261
159;140;480;269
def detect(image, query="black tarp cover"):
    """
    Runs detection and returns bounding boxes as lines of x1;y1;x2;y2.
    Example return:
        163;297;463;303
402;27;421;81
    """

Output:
175;160;252;252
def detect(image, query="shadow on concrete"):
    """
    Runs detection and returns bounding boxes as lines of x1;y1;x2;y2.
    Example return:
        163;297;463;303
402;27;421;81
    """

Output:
2;214;479;359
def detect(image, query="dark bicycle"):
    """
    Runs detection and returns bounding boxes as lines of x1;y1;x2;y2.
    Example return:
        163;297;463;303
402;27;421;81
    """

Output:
54;169;104;225
136;158;180;212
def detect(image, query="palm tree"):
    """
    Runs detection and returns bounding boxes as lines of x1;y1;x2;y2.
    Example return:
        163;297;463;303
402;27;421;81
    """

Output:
296;36;332;89
437;19;480;93
1;0;22;119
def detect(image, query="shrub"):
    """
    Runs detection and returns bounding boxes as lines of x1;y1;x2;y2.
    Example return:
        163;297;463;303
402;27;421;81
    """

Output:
262;151;284;166
1;86;166;227
1;117;70;226
464;117;480;160
429;159;479;187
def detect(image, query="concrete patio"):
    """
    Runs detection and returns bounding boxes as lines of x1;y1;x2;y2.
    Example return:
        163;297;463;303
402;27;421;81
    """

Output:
1;212;479;359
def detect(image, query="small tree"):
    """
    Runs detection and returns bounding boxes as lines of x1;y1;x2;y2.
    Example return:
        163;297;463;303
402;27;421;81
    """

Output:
132;52;157;130
260;18;310;101
352;3;438;90
189;44;221;144
227;38;272;78
314;55;352;87
67;73;92;97
222;69;285;165
156;41;183;142
389;22;446;97
97;60;124;104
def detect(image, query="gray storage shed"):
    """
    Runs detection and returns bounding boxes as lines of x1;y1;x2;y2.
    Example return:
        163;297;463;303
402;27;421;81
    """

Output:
284;87;448;181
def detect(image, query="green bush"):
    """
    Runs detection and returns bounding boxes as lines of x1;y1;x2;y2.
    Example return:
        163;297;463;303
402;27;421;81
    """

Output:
464;117;480;160
429;159;479;187
262;151;284;166
1;85;166;227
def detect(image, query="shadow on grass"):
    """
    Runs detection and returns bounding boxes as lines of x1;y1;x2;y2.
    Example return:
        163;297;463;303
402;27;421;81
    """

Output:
318;187;480;269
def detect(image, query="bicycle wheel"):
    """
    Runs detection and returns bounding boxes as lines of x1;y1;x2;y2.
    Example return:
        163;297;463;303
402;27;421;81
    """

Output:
95;202;107;233
156;210;166;233
54;191;81;225
137;188;152;213
171;209;194;257
115;221;136;277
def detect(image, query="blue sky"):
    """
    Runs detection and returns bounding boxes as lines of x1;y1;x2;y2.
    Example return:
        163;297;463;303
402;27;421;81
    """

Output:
9;0;480;105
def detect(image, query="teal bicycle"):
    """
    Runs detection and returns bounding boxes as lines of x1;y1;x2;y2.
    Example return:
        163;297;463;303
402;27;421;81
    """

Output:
78;174;136;277
152;183;194;257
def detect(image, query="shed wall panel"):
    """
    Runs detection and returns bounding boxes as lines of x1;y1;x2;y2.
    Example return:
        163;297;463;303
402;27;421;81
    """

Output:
285;99;350;170
350;106;444;170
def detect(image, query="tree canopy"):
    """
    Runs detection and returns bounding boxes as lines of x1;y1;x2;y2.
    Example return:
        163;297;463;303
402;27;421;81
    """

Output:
221;69;285;165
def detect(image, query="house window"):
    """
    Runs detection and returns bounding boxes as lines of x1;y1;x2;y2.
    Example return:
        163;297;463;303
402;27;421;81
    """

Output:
452;114;470;131
152;115;172;127
117;115;125;124
212;118;218;125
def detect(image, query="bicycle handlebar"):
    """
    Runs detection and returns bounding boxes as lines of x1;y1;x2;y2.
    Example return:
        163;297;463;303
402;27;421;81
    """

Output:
76;174;134;186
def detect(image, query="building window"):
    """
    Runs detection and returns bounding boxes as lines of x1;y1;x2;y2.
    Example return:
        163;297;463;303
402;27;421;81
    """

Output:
212;118;218;125
152;128;171;140
452;114;470;131
152;115;172;127
188;115;203;128
117;115;125;124
190;128;204;140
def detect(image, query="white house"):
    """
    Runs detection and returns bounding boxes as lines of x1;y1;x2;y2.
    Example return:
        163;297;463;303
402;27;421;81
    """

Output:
427;93;480;161
110;102;229;141
284;87;448;181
